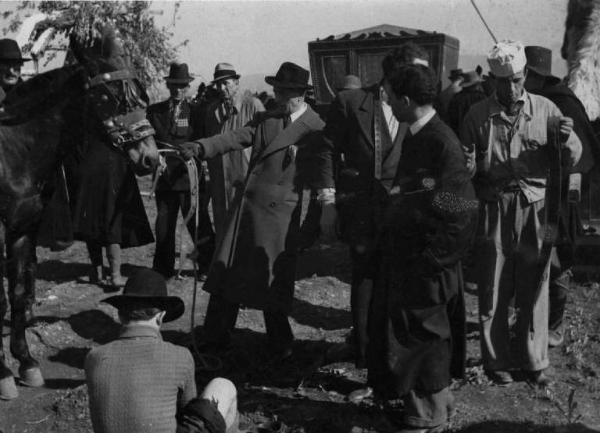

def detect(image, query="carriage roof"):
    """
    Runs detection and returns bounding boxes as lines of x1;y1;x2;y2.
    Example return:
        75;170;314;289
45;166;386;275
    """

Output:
308;24;459;106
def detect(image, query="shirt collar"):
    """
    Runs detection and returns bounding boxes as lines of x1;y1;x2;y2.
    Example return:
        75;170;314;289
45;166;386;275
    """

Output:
489;90;532;120
409;108;436;136
118;323;162;340
289;102;307;123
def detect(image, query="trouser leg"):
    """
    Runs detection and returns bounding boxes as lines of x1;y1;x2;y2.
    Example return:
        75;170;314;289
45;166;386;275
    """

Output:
349;244;373;367
403;387;451;428
153;191;180;278
202;294;239;346
478;197;513;371
513;197;549;371
264;310;293;351
86;241;103;282
549;249;569;331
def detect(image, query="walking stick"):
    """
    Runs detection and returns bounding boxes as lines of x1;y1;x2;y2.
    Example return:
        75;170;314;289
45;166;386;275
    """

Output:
155;143;222;371
530;117;564;332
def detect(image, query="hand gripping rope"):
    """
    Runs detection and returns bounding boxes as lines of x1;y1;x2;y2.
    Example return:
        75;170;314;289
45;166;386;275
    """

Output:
150;142;222;372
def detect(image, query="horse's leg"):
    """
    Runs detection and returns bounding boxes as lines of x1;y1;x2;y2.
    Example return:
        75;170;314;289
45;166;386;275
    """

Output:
0;225;19;399
6;231;44;387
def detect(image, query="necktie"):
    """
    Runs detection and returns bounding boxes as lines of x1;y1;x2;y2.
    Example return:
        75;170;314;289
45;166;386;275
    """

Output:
171;101;181;135
283;115;291;129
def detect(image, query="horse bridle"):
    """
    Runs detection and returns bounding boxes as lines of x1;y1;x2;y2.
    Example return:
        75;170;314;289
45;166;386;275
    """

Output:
86;68;156;150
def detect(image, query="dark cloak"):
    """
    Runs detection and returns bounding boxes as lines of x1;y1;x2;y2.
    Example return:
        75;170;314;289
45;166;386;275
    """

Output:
367;114;478;396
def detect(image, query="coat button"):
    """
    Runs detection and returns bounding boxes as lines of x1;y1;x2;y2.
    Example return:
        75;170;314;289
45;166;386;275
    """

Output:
269;202;276;208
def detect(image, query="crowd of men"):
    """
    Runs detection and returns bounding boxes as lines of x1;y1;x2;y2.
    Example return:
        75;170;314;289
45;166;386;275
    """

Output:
0;33;597;433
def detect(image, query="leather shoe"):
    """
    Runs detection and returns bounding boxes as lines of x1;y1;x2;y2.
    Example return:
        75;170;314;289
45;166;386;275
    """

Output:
548;326;564;347
526;369;552;387
347;386;373;404
485;369;513;385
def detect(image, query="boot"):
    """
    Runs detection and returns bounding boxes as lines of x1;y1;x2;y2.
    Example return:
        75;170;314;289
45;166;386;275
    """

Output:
106;243;126;288
86;242;104;284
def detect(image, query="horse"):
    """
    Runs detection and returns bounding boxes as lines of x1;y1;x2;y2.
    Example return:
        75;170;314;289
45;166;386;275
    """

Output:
0;29;160;399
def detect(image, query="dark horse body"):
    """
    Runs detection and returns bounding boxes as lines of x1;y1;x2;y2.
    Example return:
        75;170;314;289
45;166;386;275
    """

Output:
0;37;159;399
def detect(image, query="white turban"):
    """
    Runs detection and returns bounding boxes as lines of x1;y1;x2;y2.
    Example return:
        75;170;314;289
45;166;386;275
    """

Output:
487;40;526;77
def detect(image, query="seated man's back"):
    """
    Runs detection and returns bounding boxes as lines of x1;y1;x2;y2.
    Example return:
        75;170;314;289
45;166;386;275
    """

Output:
85;323;196;433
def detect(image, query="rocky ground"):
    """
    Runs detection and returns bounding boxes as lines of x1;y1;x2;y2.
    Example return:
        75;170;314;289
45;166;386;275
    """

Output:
1;179;600;433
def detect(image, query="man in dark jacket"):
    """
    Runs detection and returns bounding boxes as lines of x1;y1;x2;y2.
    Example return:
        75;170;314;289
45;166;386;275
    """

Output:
0;39;29;98
524;45;600;347
148;63;215;279
180;62;334;360
366;64;477;433
447;70;487;135
323;43;428;368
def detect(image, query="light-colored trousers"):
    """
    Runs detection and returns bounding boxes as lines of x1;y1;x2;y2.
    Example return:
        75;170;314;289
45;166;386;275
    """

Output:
476;191;549;371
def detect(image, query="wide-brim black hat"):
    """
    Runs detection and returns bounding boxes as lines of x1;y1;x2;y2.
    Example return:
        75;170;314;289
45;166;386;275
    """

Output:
211;62;241;84
461;70;483;88
102;268;185;322
265;62;312;89
448;68;463;81
165;62;194;85
0;39;31;62
524;45;552;77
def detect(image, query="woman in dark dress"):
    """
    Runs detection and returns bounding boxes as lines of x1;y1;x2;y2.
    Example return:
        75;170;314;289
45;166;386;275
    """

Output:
68;34;154;288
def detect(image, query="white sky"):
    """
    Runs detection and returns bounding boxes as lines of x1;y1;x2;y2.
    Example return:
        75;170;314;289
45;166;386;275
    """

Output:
0;0;570;90
152;0;569;82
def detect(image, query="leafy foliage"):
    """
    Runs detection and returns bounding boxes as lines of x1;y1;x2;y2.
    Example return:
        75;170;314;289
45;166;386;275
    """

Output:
3;1;186;97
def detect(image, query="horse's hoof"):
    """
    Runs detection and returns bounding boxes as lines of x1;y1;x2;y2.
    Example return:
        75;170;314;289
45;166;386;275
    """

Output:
18;367;45;387
0;376;18;400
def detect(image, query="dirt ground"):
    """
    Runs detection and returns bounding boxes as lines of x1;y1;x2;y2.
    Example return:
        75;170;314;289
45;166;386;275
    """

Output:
1;177;600;433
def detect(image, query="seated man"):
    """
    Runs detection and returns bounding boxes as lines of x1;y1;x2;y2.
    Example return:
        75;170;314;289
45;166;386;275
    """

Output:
85;268;238;433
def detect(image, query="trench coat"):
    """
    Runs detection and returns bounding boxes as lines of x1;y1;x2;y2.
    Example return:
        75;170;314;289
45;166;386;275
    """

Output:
367;115;478;396
195;106;333;313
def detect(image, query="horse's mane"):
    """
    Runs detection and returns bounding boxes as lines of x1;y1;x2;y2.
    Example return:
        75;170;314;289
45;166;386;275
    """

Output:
1;65;85;125
564;0;600;121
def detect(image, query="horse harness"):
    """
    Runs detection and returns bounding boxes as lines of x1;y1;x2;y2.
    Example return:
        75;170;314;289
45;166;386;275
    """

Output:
86;68;155;151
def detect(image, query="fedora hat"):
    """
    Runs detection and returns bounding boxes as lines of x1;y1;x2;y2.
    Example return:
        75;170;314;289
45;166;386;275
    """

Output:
211;62;240;84
448;68;463;81
165;63;194;85
460;70;483;88
338;74;362;91
524;45;553;77
265;62;312;89
102;268;185;322
0;39;31;62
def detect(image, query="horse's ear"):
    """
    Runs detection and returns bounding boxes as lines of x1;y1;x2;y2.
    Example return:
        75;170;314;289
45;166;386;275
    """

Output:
99;25;124;59
68;32;89;65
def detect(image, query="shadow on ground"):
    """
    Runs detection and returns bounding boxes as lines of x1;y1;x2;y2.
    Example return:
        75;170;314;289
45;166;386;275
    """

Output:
290;297;350;331
453;421;599;433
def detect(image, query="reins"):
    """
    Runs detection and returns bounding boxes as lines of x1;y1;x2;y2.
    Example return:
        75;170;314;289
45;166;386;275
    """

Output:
151;141;222;372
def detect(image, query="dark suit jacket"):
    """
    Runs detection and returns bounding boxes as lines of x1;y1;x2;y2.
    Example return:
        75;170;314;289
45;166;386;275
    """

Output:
324;84;404;244
147;99;198;191
196;106;333;312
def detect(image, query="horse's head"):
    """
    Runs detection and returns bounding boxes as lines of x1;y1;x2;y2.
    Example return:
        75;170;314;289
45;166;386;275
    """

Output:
70;25;159;175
